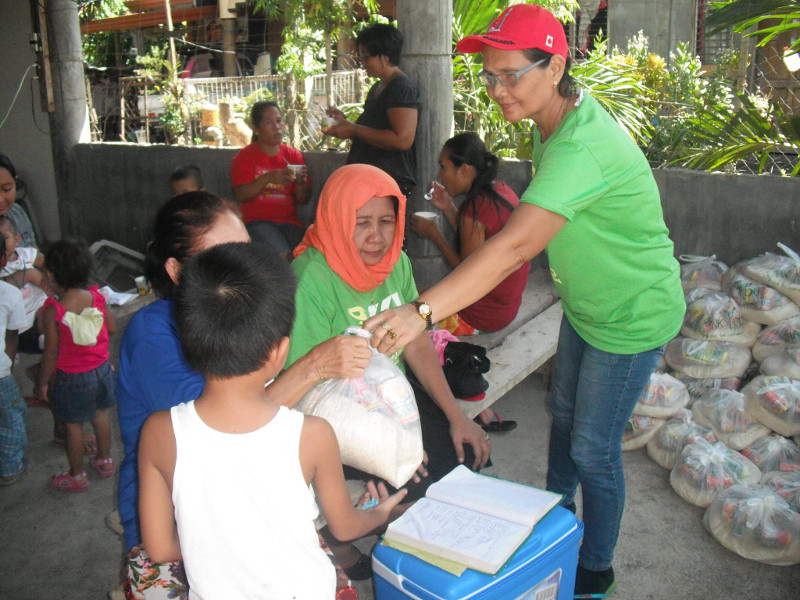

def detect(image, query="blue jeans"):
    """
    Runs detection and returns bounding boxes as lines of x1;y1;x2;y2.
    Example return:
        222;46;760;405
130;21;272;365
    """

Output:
546;315;663;571
245;221;306;255
0;375;26;477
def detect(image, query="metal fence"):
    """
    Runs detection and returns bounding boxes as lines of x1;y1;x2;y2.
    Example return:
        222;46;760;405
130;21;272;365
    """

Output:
114;70;366;150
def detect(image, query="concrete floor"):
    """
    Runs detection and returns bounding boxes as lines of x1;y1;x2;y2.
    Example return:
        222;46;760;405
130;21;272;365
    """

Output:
1;353;799;599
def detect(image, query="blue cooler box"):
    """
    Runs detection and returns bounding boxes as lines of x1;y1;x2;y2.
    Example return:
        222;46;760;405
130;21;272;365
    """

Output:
373;506;583;600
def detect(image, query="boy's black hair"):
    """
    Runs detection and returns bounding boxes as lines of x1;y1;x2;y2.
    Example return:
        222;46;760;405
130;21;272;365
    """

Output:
145;191;239;298
357;23;403;66
169;165;203;189
0;216;18;236
175;242;297;378
44;239;92;289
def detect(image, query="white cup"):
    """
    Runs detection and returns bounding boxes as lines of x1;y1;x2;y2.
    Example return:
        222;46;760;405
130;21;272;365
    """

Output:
413;211;440;225
134;276;148;296
321;115;334;132
287;164;304;180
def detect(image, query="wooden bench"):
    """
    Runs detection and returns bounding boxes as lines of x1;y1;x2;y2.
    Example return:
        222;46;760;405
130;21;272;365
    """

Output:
455;268;562;420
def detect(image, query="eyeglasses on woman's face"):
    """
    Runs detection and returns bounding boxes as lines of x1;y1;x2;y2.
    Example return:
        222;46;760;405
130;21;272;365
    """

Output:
478;58;546;88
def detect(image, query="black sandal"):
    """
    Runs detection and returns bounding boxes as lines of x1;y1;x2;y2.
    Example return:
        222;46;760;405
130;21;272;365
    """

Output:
342;551;372;581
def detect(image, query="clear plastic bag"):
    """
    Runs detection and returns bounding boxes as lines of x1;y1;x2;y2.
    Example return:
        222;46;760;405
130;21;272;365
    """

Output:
703;484;800;566
693;388;771;450
742;245;800;306
665;337;752;380
646;409;717;470
742;375;800;437
671;372;740;406
760;346;800;379
633;372;690;418
621;414;664;451
295;327;423;488
679;255;728;292
726;271;800;326
761;470;800;512
753;317;800;363
681;292;761;346
742;434;800;473
670;438;761;507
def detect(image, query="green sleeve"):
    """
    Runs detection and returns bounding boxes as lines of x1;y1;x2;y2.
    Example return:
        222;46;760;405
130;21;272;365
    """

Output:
286;261;338;368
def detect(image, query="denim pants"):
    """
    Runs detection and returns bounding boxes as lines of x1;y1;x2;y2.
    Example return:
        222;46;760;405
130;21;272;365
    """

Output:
546;315;663;571
245;221;306;255
0;375;26;477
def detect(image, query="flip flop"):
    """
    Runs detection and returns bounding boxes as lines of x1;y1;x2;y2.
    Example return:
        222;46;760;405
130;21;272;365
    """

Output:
477;410;518;433
24;396;50;408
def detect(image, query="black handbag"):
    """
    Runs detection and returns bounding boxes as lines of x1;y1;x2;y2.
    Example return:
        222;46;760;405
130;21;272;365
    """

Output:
442;341;490;399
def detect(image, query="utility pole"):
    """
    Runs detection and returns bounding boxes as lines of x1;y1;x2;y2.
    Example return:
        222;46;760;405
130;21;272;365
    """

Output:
45;0;90;238
396;0;454;287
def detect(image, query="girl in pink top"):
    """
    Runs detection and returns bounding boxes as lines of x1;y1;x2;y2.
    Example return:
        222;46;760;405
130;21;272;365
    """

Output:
35;239;117;492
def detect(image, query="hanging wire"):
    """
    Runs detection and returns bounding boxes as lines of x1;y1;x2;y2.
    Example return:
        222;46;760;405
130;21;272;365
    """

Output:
0;64;38;132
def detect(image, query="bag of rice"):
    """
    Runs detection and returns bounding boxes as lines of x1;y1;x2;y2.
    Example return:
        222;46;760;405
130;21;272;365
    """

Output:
685;287;719;304
646;409;718;470
670;438;761;507
761;470;800;512
680;255;728;291
742;245;800;306
633;372;690;418
671;372;740;406
742;375;800;437
752;316;800;363
681;292;761;346
726;272;800;326
742;434;800;473
760;346;800;379
296;328;423;488
693;388;771;450
665;337;752;380
703;484;800;566
622;414;665;451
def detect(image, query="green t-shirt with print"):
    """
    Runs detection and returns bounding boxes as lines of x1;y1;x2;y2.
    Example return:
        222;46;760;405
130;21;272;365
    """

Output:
522;92;684;353
286;247;418;369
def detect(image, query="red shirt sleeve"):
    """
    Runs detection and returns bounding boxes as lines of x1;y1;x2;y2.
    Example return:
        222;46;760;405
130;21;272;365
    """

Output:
230;145;255;187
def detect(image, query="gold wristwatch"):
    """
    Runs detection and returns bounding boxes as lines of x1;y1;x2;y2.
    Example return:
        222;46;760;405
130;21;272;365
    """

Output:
411;299;432;327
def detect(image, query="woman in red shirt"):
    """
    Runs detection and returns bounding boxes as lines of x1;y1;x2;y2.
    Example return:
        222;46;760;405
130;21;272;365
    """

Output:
231;101;310;256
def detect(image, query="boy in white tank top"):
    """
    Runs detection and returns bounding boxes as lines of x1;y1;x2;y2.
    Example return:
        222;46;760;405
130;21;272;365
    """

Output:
137;242;407;599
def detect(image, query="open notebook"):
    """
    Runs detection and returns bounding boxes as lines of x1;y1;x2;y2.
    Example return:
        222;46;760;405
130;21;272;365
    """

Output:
382;465;562;574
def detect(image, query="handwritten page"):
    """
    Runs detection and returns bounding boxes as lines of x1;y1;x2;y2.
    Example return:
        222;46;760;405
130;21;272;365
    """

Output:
426;465;562;526
384;497;532;574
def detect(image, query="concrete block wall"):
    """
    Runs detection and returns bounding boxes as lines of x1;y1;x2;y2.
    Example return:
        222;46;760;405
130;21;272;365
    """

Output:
609;0;695;63
70;143;798;273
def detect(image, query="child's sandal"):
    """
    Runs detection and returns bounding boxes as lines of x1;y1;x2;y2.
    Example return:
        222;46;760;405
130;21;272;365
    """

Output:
90;456;115;478
49;470;89;492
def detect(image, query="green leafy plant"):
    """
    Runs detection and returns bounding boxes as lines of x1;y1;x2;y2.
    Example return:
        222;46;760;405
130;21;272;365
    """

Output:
135;47;188;144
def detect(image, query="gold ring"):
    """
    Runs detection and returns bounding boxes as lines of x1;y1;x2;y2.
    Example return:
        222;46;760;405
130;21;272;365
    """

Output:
381;322;391;330
388;330;398;341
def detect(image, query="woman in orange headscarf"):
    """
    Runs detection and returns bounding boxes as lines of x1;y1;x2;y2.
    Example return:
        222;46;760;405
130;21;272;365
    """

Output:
285;164;490;579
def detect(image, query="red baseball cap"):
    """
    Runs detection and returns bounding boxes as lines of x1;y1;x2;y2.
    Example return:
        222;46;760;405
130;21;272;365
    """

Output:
456;4;568;59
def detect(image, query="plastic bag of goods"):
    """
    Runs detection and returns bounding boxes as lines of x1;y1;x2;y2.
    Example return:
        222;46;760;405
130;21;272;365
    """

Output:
647;409;717;470
680;255;728;292
622;414;664;451
703;484;800;566
295;328;423;488
671;372;740;406
726;272;800;326
752;317;800;363
742;376;800;437
692;388;771;450
742;434;800;473
760;346;800;379
633;372;690;418
681;292;761;346
665;338;751;380
761;470;800;512
742;245;800;306
670;438;761;507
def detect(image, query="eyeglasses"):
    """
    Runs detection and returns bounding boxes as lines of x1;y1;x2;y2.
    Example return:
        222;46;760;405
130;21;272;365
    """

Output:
478;58;546;88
